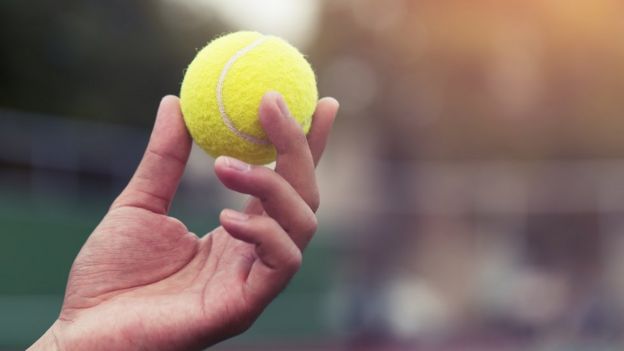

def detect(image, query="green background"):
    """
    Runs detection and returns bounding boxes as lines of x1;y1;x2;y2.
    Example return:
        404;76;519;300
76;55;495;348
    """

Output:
0;184;337;348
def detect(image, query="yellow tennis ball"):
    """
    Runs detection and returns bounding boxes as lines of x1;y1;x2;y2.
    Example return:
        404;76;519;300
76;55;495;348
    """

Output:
179;31;318;165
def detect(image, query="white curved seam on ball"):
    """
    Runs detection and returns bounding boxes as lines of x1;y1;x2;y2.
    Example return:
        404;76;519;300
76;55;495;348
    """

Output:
217;36;271;145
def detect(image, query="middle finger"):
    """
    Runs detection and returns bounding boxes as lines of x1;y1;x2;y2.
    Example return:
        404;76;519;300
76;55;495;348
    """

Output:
215;156;318;249
259;92;319;212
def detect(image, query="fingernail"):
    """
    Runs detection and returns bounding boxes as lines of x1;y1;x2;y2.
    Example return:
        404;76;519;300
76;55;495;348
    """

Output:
159;95;176;106
274;94;291;118
222;156;251;172
326;97;340;110
223;209;249;221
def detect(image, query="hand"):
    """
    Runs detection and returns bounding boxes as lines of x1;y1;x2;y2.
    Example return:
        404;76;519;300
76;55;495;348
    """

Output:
28;93;339;351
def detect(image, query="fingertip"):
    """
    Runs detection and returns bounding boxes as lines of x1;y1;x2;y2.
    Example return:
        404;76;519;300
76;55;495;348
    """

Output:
220;209;256;244
213;156;232;183
259;92;306;150
150;94;190;153
215;156;251;172
213;156;231;184
263;91;282;104
157;95;180;113
214;155;229;170
316;98;340;121
161;94;180;103
154;95;184;128
259;91;284;125
306;98;339;167
260;91;298;124
220;208;249;223
274;93;292;119
319;97;340;110
214;156;254;191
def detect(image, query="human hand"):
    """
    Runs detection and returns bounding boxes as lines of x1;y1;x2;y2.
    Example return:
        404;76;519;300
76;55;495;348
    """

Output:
28;93;338;351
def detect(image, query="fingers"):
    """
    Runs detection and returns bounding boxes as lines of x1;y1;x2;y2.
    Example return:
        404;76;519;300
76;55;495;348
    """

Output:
215;157;318;249
243;94;339;217
220;210;301;272
260;92;319;211
307;97;339;167
220;209;302;302
112;96;192;214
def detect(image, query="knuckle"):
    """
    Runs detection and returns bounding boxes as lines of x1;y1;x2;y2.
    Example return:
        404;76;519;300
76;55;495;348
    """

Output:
146;147;185;166
253;168;281;198
284;248;303;271
259;216;280;233
164;216;187;233
298;212;318;238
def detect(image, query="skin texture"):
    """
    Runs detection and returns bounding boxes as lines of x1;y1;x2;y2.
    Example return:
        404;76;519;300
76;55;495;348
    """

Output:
28;92;339;351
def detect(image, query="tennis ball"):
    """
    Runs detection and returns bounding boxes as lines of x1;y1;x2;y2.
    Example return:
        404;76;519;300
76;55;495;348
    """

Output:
179;31;318;165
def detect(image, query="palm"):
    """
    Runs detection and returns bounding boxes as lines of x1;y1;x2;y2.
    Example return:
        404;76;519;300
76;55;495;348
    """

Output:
60;206;262;350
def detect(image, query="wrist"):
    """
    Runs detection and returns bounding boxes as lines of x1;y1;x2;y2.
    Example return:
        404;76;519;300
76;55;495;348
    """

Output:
28;321;62;351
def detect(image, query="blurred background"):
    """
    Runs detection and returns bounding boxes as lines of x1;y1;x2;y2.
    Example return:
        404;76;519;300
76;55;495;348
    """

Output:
2;0;624;349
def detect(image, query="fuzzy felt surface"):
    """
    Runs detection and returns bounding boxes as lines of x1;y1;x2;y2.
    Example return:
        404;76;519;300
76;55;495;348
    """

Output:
180;31;318;164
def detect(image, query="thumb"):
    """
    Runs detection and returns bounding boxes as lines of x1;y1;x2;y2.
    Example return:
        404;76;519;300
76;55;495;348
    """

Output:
111;96;192;214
